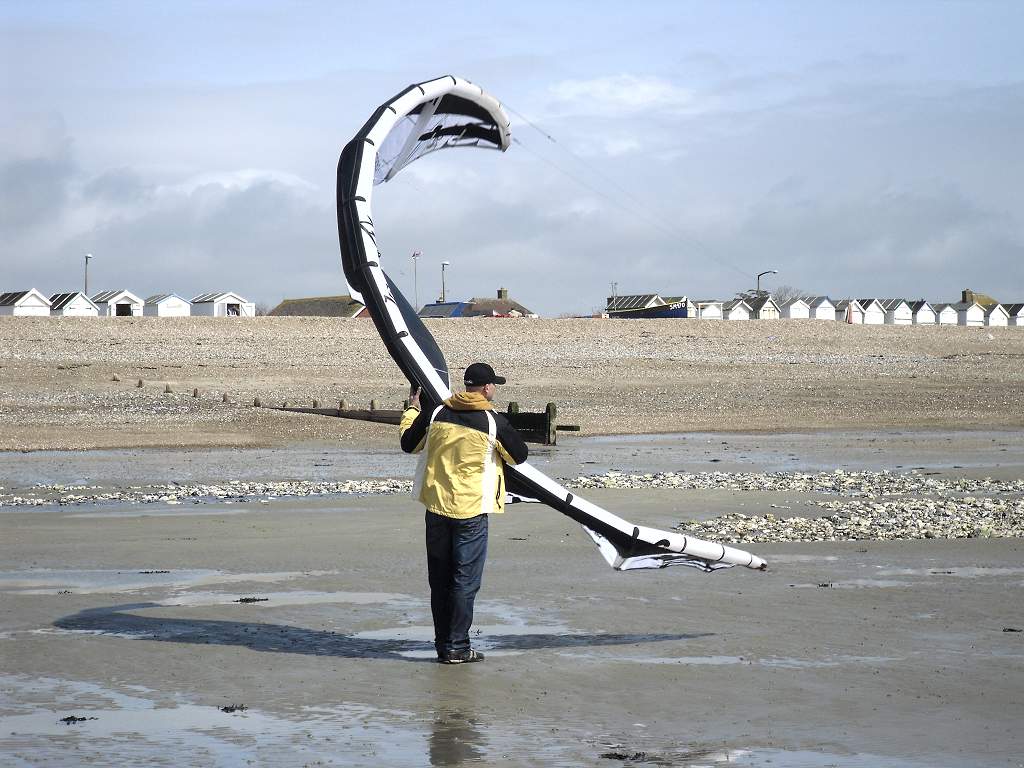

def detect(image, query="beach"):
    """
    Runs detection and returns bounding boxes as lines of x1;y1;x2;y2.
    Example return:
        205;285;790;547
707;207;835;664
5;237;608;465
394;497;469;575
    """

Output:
1;318;1023;766
1;316;1023;451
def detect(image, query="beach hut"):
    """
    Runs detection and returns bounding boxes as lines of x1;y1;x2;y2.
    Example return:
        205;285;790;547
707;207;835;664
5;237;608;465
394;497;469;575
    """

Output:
908;301;935;325
695;301;723;320
419;301;468;318
269;295;368;318
748;296;781;320
144;294;192;317
932;303;958;325
953;301;985;327
191;292;255;317
880;299;912;325
49;292;99;317
780;298;810;319
807;296;836;321
1006;303;1024;327
858;299;885;325
0;289;51;316
834;300;864;324
984;304;1009;327
92;290;143;317
722;299;751;321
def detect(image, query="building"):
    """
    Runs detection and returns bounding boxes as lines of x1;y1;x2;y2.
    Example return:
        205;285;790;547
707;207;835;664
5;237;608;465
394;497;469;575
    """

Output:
268;295;368;317
144;294;192;317
747;296;781;320
605;294;691;318
780;298;810;319
722;299;751;321
858;299;885;325
932;303;958;325
419;301;468;318
694;300;723;320
834;300;864;324
953;301;985;327
49;292;99;317
463;288;537;318
807;296;836;321
908;301;935;325
984;304;1009;327
880;299;912;325
1006;303;1024;327
0;289;51;316
191;292;255;317
92;290;143;317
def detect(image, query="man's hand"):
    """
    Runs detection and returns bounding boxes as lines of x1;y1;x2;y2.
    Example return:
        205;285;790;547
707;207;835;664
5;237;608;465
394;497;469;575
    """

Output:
409;387;421;409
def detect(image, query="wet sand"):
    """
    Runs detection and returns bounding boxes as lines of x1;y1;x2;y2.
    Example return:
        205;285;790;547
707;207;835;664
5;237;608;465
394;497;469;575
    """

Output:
2;433;1023;766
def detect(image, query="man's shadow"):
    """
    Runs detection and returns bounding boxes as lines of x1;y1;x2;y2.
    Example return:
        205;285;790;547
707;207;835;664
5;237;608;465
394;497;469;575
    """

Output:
55;603;712;662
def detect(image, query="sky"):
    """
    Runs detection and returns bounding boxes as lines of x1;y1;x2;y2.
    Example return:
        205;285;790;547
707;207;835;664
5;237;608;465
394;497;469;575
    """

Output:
2;0;1022;315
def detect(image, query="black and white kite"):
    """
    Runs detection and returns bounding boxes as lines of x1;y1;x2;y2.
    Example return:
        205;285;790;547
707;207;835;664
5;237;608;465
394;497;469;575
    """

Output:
336;75;767;574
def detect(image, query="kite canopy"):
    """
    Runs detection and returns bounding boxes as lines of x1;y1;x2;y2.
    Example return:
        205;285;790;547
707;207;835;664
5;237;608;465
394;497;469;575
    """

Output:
336;76;767;574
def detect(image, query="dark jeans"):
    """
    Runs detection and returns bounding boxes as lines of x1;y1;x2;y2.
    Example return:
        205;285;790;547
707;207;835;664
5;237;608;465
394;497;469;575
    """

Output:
425;511;488;657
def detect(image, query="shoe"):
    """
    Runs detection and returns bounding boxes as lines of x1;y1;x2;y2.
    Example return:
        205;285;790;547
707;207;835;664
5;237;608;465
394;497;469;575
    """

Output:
442;649;485;664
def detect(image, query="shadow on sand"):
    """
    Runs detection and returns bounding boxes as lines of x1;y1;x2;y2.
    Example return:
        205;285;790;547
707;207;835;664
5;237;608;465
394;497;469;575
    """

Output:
54;603;711;662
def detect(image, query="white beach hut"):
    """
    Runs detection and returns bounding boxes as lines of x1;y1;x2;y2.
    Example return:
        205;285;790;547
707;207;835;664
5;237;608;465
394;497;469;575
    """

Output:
908;301;935;325
984;304;1009;327
834;300;864;324
191;292;256;317
1006;303;1024;327
953;301;985;327
932;303;958;325
780;299;810;319
723;299;751;321
880;299;912;325
807;297;836;321
49;292;99;317
695;301;723;320
144;294;192;317
0;289;51;316
92;290;143;317
858;299;885;325
748;296;781;320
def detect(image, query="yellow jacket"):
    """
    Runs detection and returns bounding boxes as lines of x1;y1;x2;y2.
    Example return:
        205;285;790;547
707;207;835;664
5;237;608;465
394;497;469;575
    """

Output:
400;391;529;519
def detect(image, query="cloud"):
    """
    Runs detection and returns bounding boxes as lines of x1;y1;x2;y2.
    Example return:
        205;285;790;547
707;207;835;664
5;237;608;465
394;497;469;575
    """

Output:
546;74;695;117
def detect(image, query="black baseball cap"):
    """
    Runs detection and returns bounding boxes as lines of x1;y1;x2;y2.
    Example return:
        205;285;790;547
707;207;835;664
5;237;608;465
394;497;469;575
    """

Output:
464;362;506;386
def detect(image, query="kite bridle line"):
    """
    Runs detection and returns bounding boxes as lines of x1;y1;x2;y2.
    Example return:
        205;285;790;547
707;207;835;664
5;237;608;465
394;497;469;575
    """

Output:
503;102;751;285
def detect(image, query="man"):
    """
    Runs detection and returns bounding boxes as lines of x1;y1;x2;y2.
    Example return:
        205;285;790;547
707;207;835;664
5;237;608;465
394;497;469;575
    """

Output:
400;362;529;664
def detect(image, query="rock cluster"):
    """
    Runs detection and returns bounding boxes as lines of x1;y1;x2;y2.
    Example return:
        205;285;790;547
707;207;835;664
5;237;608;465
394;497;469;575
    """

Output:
0;479;412;508
568;469;1024;498
568;469;1024;542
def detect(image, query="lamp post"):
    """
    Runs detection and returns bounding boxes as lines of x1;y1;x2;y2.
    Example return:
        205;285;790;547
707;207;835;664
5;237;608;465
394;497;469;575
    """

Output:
411;250;421;311
440;261;450;303
756;269;777;295
84;253;93;295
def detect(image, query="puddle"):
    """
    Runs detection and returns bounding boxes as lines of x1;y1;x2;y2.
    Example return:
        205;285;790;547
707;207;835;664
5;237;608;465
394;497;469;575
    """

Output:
759;655;903;669
875;566;1024;578
162;590;412;608
0;674;424;767
789;579;910;589
0;569;338;595
558;652;745;666
353;623;576;658
67;506;251;518
662;747;961;767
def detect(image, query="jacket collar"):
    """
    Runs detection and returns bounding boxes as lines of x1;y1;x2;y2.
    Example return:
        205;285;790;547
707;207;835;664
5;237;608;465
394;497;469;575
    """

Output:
444;391;493;411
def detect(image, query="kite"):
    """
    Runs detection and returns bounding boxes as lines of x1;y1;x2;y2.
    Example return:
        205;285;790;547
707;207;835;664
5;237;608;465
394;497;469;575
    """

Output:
336;75;766;573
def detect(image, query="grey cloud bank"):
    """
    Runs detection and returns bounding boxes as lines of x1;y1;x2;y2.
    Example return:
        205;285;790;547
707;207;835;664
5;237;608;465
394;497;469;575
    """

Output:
2;3;1022;315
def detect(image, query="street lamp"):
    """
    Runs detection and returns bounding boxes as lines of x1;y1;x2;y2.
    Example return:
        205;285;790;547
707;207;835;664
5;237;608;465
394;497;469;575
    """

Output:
411;250;421;311
84;253;93;295
756;269;777;295
440;261;450;303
